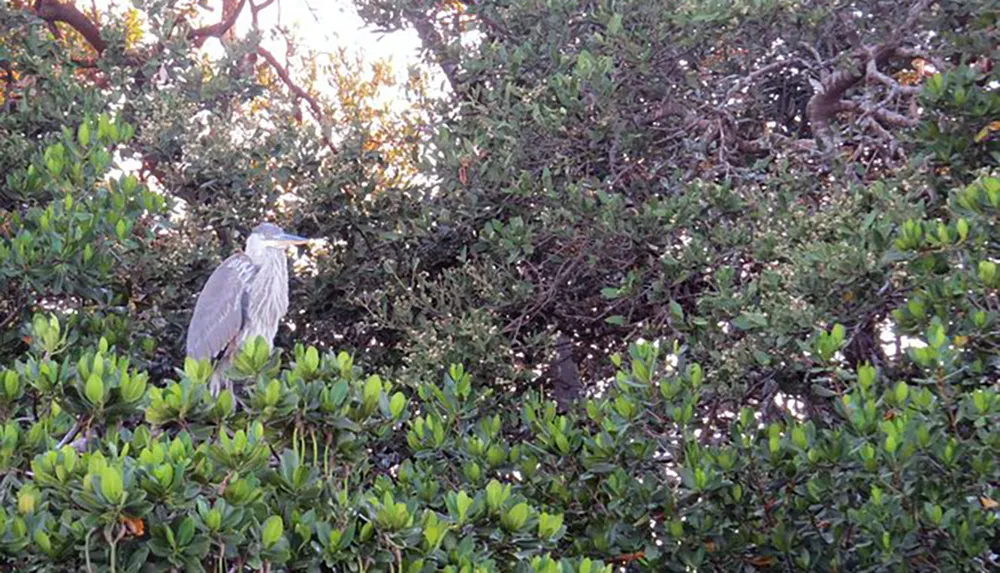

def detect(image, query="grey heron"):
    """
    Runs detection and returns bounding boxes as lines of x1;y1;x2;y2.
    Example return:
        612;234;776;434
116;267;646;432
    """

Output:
185;222;310;396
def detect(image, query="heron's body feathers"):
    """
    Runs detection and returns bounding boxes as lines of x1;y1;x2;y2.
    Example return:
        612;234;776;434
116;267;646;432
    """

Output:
185;253;260;362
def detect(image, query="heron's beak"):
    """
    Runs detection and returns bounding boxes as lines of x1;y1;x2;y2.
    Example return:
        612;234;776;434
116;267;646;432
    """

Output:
271;232;311;246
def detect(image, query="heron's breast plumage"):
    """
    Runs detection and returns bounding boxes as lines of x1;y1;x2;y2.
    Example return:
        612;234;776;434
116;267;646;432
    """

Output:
239;249;290;349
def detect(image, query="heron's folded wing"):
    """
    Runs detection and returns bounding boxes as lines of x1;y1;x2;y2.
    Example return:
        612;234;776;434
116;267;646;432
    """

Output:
185;253;259;361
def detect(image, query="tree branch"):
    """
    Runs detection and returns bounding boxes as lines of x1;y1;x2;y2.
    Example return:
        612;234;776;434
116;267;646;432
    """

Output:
806;46;899;152
256;46;336;153
403;7;459;92
726;57;809;101
190;0;249;48
250;0;277;29
34;0;253;56
805;0;934;153
56;418;83;448
34;0;107;54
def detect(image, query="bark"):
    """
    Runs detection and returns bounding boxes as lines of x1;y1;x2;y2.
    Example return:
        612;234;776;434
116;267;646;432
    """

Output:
805;0;935;152
34;0;107;54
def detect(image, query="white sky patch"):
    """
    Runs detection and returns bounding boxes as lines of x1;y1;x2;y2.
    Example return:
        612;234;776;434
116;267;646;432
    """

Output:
774;392;806;421
877;318;927;358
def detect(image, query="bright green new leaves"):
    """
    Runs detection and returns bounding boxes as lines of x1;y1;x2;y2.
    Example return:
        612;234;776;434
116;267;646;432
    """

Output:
232;336;279;379
372;491;414;531
183;358;215;386
485;480;511;514
421;511;449;551
815;323;846;362
388;391;407;419
1;113;164;346
445;490;477;525
537;512;564;540
362;375;383;415
100;465;124;503
260;516;283;549
979;260;997;287
84;374;104;407
500;502;530;532
3;333;1000;570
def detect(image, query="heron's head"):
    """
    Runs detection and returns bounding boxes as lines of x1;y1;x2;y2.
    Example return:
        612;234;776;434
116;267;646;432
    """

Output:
246;222;310;252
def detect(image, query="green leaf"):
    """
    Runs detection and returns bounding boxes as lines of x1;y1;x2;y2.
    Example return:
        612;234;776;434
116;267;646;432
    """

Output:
732;311;768;331
669;300;684;322
894;381;909;404
177;517;195;546
304;346;320;372
3;372;20;398
328;381;349;408
791;427;807;449
389;392;406;419
85;374;105;406
121;373;147;403
831;324;846;345
78;122;90;146
100;466;124;503
363;376;382;409
501;502;529;531
261;515;283;548
538;512;564;538
607;13;623;34
884;434;897;454
33;528;51;552
857;363;876;390
485;480;510;512
455;490;473;523
979;261;997;285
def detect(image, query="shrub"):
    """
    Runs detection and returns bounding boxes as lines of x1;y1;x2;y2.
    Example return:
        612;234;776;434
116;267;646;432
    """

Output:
1;303;997;571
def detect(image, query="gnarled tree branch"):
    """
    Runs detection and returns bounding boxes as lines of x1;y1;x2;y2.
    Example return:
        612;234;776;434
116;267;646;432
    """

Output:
34;0;251;56
806;44;902;152
805;0;935;153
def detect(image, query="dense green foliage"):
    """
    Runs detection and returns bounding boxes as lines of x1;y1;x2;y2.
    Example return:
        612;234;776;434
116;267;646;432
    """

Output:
0;303;997;571
1;0;999;570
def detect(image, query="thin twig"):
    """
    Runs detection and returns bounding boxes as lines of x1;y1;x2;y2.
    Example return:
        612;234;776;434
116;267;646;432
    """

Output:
56;418;83;449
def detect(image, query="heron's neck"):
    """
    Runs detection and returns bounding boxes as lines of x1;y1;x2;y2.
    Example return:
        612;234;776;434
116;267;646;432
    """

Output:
246;242;282;267
247;247;289;286
242;246;290;343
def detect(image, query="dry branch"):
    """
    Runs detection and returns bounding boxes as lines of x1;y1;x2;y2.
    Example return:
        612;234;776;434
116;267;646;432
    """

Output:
30;0;334;152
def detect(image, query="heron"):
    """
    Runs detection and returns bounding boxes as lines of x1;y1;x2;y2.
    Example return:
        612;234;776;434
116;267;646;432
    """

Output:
185;222;311;396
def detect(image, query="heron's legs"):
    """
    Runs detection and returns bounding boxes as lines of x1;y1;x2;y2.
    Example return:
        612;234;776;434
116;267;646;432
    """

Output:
208;368;232;398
